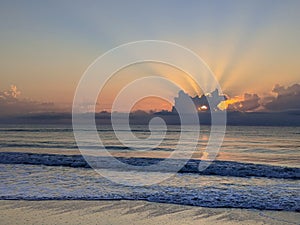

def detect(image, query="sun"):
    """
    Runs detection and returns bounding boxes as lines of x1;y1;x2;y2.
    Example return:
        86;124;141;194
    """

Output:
198;105;208;111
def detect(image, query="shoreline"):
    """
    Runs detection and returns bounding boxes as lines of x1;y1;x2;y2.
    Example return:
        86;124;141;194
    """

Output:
0;200;299;225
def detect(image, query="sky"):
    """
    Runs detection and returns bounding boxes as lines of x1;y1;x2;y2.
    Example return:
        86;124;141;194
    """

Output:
0;0;300;115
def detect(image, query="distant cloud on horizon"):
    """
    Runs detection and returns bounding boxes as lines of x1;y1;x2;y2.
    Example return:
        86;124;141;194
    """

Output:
0;85;61;116
227;93;261;112
263;83;300;111
226;83;300;112
0;83;300;116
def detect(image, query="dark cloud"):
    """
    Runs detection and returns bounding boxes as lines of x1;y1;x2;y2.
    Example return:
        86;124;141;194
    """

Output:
264;83;300;111
1;83;299;118
227;93;260;112
172;89;227;113
0;85;59;116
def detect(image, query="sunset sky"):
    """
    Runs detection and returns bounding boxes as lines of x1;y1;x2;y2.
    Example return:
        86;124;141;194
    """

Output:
1;0;300;114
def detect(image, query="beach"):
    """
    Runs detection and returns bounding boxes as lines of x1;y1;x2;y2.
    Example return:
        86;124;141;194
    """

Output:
1;200;299;225
1;1;300;224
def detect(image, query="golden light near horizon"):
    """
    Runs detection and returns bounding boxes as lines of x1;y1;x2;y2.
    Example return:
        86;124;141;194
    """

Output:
96;61;208;112
218;96;244;111
0;1;299;114
131;97;172;112
198;105;208;111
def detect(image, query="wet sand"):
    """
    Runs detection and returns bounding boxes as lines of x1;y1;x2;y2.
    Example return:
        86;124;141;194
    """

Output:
0;200;299;225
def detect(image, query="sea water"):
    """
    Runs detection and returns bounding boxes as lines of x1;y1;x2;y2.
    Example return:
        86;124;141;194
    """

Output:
0;125;299;211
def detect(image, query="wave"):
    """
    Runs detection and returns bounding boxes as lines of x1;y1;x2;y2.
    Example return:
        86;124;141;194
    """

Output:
0;128;73;133
0;143;78;149
0;143;131;150
1;163;299;212
0;152;299;179
0;143;176;151
0;128;191;133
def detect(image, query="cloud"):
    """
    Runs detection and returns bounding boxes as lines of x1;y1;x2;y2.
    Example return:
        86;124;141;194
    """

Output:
0;85;21;99
1;83;299;117
227;93;260;112
0;85;19;103
173;89;227;113
264;83;300;111
9;85;21;98
0;85;60;116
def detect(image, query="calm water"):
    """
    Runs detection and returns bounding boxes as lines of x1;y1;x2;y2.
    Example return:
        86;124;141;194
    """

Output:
0;125;299;211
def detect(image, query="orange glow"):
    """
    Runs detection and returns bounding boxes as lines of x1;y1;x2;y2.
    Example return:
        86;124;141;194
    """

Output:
96;62;202;112
218;96;244;110
131;97;172;112
199;105;208;111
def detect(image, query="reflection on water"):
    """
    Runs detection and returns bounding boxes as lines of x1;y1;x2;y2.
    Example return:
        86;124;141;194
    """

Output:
0;125;299;167
0;125;299;211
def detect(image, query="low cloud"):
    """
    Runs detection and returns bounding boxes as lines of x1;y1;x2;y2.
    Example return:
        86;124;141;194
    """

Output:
1;83;299;117
0;85;21;98
264;83;300;111
226;83;300;112
0;85;59;116
227;93;260;112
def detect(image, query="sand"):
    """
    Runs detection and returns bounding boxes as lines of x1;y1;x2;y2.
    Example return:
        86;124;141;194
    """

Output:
0;200;299;225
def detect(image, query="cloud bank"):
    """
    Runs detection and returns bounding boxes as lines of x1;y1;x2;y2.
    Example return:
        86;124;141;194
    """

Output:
227;93;260;112
264;83;300;111
227;83;300;112
0;83;299;117
0;85;59;116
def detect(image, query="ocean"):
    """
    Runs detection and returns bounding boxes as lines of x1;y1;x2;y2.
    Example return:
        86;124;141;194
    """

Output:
0;125;299;211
